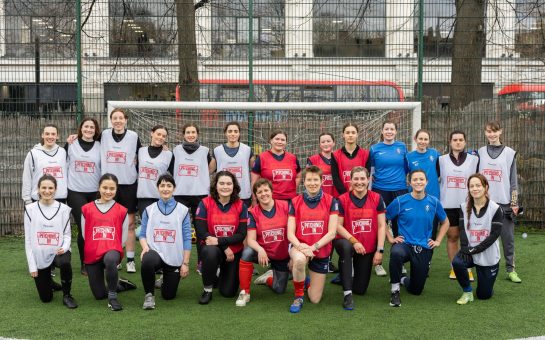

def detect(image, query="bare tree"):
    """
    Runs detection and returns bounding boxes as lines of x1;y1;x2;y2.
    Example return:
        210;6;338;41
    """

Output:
176;0;200;101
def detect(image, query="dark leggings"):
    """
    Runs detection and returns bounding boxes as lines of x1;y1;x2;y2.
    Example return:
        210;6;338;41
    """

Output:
201;245;241;298
141;249;181;300
372;188;408;237
334;239;374;295
452;253;499;300
67;190;97;267
34;252;73;302
175;195;206;261
389;243;433;295
240;247;289;294
86;250;120;300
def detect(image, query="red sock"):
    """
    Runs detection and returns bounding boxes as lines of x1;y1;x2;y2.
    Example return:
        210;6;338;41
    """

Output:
293;280;305;297
265;276;273;288
238;260;254;293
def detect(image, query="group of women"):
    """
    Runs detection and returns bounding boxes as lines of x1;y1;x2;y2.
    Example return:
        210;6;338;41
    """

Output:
23;113;521;311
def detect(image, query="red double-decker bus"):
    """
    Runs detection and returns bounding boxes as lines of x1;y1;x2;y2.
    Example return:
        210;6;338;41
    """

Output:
498;84;545;113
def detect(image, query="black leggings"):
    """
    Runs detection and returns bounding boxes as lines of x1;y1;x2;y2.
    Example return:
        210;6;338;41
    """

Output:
334;239;374;295
34;252;73;302
175;195;206;262
201;245;241;298
86;250;120;300
67;189;97;266
240;247;289;294
141;249;181;300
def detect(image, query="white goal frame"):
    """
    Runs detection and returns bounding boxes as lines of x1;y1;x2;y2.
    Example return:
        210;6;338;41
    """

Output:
107;101;421;149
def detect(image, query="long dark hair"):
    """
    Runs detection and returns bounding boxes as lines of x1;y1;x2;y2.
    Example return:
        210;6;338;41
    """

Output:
77;118;101;141
465;173;489;230
210;170;241;204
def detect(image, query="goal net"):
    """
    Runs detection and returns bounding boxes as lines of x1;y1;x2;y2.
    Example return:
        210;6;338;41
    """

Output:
107;101;421;160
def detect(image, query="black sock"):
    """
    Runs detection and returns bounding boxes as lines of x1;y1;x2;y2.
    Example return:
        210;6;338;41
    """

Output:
127;257;134;262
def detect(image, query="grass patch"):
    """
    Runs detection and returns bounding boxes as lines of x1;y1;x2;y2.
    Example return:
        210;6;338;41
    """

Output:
1;232;544;339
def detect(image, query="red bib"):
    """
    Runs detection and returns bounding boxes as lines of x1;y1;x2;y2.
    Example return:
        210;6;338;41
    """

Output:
82;202;127;264
250;200;289;260
308;154;337;197
333;148;369;191
338;191;381;253
292;193;335;258
202;197;245;254
259;151;298;200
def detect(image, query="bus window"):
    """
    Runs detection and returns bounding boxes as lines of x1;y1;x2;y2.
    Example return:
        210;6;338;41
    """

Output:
368;85;400;102
336;85;367;101
269;85;301;102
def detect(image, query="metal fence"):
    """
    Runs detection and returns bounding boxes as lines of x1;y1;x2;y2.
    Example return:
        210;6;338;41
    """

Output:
0;0;544;234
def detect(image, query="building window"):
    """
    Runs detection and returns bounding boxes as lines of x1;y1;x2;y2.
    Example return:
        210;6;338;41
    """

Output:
4;1;75;58
109;0;177;58
416;0;455;58
211;0;285;59
515;0;545;58
313;0;386;58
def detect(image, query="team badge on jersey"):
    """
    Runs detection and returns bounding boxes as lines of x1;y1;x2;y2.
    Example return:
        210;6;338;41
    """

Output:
352;219;372;234
178;164;198;177
37;231;60;246
322;174;333;187
75;161;96;173
43;166;64;178
262;228;285;243
140;167;159;180
272;169;293;181
93;226;115;240
153;229;176;243
470;229;490;242
225;166;243;179
106;151;127;164
396;148;401;154
425;205;430;212
447;176;466;189
301;221;324;235
482;169;502;182
342;170;351;183
214;225;235;237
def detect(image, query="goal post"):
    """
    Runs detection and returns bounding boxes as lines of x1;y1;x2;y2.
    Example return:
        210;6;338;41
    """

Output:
107;100;421;155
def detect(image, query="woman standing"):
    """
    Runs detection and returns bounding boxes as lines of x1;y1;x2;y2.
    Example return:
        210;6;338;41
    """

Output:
439;130;479;280
452;174;503;304
214;121;254;206
406;129;440;200
235;178;290;307
170;123;215;274
477;121;521;283
101;108;141;273
24;175;77;308
65;118;101;275
307;132;336;197
195;171;248;304
137;125;173;214
82;173;130;311
287;165;338;313
386;170;449;308
331;123;370;195
251;130;301;203
369;121;409;276
334;166;387;310
22;124;67;204
139;174;191;310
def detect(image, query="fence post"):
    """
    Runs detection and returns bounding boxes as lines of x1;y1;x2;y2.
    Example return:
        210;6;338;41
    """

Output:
76;0;83;124
417;0;424;102
248;0;255;146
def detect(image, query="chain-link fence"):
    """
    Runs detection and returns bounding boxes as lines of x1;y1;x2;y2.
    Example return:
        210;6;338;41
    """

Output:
1;0;544;234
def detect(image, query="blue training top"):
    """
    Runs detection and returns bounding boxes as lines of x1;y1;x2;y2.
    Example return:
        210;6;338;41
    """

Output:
386;193;447;248
370;141;409;191
406;148;440;199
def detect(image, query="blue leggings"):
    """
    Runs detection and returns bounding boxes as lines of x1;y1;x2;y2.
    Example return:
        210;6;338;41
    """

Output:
389;243;433;295
452;253;499;300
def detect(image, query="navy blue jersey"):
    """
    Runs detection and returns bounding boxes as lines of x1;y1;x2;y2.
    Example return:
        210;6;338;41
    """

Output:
386;193;447;248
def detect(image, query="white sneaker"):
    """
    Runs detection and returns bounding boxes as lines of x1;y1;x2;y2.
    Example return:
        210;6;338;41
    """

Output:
375;265;387;277
143;293;155;310
254;269;273;285
235;290;250;307
154;275;163;289
117;263;122;270
126;261;136;273
402;266;407;275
